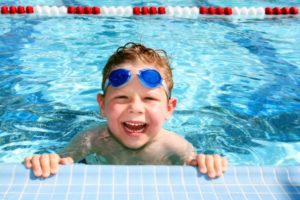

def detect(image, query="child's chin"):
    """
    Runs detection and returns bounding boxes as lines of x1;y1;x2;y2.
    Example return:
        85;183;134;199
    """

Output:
123;141;148;150
125;131;145;137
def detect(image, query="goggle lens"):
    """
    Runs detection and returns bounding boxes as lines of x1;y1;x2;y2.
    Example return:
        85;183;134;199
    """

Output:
138;69;162;88
109;69;131;87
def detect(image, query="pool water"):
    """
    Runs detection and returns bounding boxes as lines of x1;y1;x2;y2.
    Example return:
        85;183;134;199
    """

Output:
0;0;300;165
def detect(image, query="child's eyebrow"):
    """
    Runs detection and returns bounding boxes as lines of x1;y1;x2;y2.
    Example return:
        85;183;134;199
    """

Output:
111;92;127;97
143;90;166;99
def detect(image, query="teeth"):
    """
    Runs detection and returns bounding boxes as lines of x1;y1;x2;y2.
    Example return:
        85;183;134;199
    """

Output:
124;126;145;133
125;122;145;126
124;122;146;133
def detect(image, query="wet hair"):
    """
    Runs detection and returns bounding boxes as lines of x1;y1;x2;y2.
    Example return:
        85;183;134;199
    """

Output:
101;42;173;95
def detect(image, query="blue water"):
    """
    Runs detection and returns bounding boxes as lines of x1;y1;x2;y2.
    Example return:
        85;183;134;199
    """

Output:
0;0;300;165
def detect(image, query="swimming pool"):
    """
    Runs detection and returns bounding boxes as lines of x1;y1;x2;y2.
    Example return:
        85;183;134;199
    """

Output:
0;0;300;167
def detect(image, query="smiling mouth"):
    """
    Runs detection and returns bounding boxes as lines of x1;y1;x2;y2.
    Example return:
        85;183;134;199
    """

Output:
123;122;148;134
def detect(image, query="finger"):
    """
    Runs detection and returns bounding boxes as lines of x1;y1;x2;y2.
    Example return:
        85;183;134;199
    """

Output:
213;154;222;177
24;156;33;169
206;155;216;178
40;154;51;178
59;157;74;165
197;154;207;173
188;158;198;166
222;157;228;172
50;154;60;175
31;155;42;177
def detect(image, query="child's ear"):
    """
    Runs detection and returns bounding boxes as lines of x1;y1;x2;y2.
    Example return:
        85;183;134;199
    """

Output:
165;97;177;120
97;93;106;117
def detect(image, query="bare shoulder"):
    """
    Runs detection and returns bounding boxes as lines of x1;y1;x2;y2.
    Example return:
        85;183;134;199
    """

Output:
80;125;108;138
77;125;111;145
160;130;189;142
155;130;196;164
159;130;194;150
65;125;109;150
59;125;109;162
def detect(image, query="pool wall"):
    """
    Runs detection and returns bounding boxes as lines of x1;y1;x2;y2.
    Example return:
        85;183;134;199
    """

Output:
1;164;299;200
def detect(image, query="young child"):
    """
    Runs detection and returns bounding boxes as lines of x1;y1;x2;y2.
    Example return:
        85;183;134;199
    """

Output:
24;43;227;179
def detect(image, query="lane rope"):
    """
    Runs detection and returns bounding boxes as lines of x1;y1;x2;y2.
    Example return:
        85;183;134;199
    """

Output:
1;5;299;18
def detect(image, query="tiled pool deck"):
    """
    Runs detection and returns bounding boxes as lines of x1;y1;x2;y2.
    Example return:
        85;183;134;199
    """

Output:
0;164;299;200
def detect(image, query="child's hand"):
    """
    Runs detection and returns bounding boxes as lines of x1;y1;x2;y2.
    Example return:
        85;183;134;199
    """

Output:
24;154;74;178
189;154;228;179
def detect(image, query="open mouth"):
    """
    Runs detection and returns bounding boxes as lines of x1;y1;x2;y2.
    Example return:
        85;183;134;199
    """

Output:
123;121;148;135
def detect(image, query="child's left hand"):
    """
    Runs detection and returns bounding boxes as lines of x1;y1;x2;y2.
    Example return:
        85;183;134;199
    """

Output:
189;154;228;179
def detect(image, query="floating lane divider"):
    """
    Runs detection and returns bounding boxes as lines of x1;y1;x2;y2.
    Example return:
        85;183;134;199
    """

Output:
0;6;299;18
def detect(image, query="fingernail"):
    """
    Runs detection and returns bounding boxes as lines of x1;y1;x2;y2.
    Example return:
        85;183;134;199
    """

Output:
42;173;50;178
209;172;215;178
34;171;41;177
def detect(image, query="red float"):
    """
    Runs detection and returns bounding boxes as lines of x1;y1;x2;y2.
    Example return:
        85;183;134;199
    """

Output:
273;7;281;15
281;7;289;15
141;6;149;15
9;6;17;14
208;7;216;15
290;7;299;15
265;7;273;15
68;6;76;14
1;6;9;14
133;6;140;15
216;7;224;15
224;7;232;15
76;6;84;14
26;6;34;14
84;6;92;14
149;6;157;15
199;6;208;14
92;6;100;15
17;6;25;14
158;7;166;14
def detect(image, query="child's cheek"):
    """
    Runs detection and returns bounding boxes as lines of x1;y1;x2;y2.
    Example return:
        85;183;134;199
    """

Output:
152;104;166;112
147;103;168;119
106;102;122;118
152;101;168;111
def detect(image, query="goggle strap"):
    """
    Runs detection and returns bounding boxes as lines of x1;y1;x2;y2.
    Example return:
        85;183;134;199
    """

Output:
162;80;171;99
103;79;110;91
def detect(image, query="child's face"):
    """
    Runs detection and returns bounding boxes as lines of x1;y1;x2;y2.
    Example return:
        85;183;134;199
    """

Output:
97;63;177;150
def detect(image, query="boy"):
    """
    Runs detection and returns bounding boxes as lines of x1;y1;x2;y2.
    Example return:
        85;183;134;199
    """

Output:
24;43;227;179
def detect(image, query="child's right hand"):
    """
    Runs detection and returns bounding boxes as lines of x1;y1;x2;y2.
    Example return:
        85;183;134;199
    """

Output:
24;154;74;178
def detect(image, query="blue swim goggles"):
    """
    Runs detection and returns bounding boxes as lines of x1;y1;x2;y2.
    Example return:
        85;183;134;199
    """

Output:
103;68;170;98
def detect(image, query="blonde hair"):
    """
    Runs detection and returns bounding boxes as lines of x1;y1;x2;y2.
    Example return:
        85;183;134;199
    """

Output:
101;42;173;95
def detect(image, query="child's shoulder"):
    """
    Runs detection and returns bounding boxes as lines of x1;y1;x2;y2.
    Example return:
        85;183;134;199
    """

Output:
76;125;109;141
157;130;196;162
81;124;107;135
160;129;187;141
159;130;193;148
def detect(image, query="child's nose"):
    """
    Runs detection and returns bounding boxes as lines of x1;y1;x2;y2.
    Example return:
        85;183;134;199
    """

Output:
128;97;144;114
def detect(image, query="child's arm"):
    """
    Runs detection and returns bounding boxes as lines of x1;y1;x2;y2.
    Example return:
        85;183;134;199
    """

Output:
162;131;228;178
24;127;100;178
